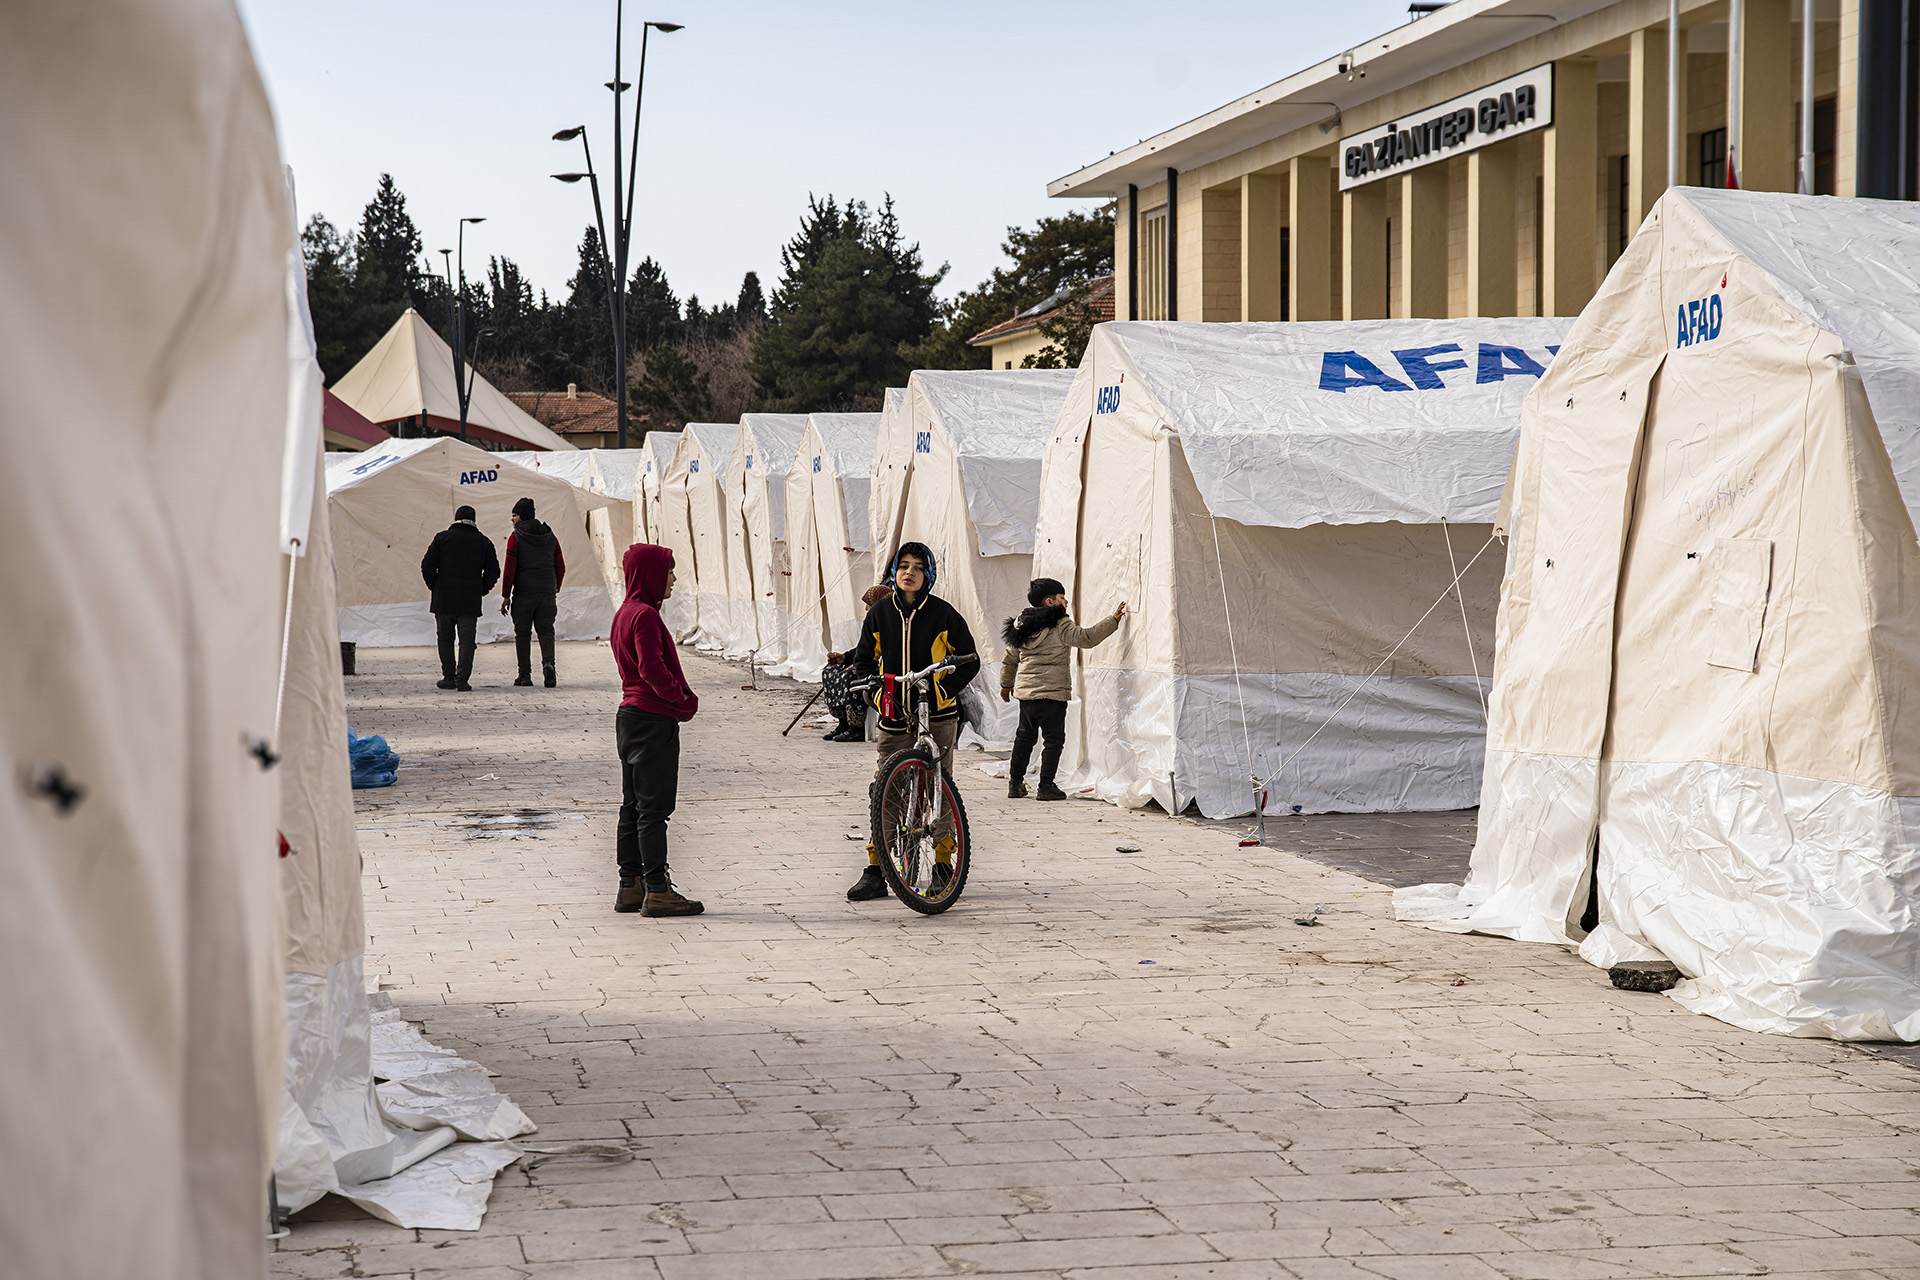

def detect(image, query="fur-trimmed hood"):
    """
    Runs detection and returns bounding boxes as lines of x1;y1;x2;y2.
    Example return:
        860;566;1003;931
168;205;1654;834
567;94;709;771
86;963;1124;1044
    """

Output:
1003;603;1067;648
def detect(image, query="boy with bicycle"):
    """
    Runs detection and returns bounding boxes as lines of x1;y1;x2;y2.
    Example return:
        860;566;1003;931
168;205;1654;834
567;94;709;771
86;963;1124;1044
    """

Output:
845;542;979;902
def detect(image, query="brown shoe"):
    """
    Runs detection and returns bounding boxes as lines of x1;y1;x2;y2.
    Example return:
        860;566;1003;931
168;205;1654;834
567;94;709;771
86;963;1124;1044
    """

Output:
614;880;647;913
641;886;705;917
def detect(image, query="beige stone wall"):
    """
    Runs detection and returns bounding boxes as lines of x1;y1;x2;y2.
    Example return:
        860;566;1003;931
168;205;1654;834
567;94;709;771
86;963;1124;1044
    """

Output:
1101;0;1855;321
983;329;1049;370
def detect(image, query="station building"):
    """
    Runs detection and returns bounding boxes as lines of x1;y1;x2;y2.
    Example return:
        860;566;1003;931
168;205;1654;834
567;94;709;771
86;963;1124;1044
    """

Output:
1050;0;1916;323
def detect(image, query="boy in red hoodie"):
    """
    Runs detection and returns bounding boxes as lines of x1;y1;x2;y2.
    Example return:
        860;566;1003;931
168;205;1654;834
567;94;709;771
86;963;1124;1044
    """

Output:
610;543;704;916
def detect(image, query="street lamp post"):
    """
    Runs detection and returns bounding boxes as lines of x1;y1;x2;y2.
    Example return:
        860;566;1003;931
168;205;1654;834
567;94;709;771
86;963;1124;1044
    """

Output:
552;6;681;450
454;216;486;443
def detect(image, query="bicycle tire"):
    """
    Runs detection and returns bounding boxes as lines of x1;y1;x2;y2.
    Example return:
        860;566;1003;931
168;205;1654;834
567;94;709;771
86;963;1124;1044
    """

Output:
870;747;971;915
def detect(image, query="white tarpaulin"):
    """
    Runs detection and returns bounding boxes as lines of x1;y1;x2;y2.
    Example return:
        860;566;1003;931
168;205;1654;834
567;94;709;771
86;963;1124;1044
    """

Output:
867;387;910;567
331;309;575;452
326;438;615;647
665;423;741;650
1397;188;1920;1043
2;4;292;1273
721;414;808;662
778;412;880;681
1035;317;1570;818
876;370;1078;747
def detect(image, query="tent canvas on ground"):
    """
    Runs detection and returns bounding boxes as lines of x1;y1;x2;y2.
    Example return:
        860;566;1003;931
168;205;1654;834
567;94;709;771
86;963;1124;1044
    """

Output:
1399;188;1920;1043
326;437;614;647
721;413;808;663
779;411;880;681
877;369;1077;747
1035;317;1570;818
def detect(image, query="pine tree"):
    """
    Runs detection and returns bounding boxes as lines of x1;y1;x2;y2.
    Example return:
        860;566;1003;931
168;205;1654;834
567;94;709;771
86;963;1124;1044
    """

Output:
632;346;712;428
902;204;1114;371
300;214;358;383
748;195;945;411
736;271;766;324
627;257;682;351
354;173;427;318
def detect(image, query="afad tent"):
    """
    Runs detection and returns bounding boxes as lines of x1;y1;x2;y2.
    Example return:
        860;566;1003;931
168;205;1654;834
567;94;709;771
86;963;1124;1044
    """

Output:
330;309;574;452
499;448;643;608
1;2;291;1271
663;422;740;650
637;430;680;544
1035;317;1570;818
867;386;910;566
778;412;880;681
879;369;1077;746
1399;189;1920;1042
721;413;809;662
326;437;615;647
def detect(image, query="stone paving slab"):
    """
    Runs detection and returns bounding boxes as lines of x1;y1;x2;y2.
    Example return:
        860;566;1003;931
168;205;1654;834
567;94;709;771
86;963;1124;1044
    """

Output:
273;641;1920;1280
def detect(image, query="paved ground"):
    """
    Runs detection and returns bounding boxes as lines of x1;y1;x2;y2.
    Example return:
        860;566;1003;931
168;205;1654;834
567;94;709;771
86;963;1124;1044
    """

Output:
277;640;1920;1280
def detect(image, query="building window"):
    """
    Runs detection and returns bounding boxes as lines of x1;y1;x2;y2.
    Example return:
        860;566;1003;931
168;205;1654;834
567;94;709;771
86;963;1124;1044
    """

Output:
1140;206;1168;320
1280;227;1290;322
1813;96;1836;195
1700;128;1728;188
1617;154;1631;255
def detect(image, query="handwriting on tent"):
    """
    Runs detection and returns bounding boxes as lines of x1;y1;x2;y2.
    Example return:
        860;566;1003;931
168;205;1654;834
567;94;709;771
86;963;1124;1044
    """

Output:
1318;343;1554;393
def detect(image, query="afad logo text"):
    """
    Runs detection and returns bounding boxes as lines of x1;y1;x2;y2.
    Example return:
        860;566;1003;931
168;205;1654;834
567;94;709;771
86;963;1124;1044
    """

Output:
1319;341;1557;393
458;469;499;485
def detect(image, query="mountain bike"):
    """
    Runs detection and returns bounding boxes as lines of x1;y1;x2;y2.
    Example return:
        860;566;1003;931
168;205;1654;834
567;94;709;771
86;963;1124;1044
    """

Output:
860;654;976;915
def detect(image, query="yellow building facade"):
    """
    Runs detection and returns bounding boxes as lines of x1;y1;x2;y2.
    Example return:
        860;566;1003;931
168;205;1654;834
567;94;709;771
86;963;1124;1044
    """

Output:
1052;0;1911;323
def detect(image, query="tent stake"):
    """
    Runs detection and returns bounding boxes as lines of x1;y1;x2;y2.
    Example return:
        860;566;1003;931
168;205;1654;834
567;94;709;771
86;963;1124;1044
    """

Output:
1169;771;1177;819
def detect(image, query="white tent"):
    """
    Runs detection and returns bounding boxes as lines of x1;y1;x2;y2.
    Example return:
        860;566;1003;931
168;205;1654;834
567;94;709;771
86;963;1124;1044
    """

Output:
663;422;740;650
1399;189;1920;1043
1;3;291;1271
331;310;575;452
637;430;680;542
868;386;911;563
1036;317;1571;818
721;414;809;662
877;369;1078;746
499;448;643;607
326;438;615;647
778;412;881;681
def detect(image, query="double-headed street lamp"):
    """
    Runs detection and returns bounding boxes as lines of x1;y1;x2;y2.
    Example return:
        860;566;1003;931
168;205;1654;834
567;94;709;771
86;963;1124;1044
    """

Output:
552;6;682;450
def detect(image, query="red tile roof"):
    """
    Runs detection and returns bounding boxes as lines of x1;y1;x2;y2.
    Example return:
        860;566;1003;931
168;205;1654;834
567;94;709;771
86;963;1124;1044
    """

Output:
968;275;1116;347
505;389;632;436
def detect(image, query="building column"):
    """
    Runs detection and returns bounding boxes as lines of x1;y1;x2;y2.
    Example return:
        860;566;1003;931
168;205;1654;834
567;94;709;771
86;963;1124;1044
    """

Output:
1341;183;1388;321
1200;183;1243;322
1396;167;1447;318
1737;0;1795;190
1628;25;1669;228
1467;143;1517;317
1836;0;1858;196
1288;155;1333;322
1543;58;1599;317
1240;173;1285;321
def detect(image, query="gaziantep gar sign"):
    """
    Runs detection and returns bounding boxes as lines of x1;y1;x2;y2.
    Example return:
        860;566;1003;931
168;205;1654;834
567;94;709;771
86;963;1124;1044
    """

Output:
1338;63;1554;191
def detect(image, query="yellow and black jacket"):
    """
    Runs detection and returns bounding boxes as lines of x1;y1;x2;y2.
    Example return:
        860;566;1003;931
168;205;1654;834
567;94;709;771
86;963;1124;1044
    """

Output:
849;589;980;732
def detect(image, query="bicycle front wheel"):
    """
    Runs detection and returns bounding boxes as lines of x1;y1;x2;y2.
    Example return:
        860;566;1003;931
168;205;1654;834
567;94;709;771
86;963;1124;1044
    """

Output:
870;747;971;915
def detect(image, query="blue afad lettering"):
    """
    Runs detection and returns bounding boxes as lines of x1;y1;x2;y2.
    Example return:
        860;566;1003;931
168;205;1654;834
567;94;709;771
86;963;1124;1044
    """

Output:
1475;344;1547;383
1675;293;1724;348
1095;385;1122;415
1320;342;1548;392
813;456;822;473
915;430;931;454
690;459;700;473
457;469;500;485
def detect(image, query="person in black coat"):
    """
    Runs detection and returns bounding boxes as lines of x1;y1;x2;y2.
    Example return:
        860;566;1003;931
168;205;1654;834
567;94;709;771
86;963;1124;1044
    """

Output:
501;496;566;687
420;504;500;690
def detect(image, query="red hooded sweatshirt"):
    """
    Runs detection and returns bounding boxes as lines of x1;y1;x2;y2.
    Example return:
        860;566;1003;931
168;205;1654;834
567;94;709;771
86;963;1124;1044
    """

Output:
612;543;698;722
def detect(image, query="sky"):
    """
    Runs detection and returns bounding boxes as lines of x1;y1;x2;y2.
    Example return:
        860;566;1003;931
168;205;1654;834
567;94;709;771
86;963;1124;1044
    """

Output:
238;0;1414;308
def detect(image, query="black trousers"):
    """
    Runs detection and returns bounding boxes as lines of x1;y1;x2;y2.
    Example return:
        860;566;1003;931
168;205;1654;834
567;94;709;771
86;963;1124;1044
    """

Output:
1009;697;1068;785
616;707;679;889
435;613;477;681
513;596;558;676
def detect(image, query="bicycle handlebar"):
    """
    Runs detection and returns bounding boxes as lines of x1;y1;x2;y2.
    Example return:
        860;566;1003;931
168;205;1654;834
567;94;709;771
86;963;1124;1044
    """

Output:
846;654;977;696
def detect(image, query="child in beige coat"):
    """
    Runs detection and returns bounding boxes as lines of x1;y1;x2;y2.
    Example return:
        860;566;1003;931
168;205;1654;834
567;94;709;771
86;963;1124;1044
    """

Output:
999;577;1126;800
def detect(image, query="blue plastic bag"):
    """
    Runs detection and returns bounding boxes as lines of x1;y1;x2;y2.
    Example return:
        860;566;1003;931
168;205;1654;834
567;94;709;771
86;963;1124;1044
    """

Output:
347;725;398;789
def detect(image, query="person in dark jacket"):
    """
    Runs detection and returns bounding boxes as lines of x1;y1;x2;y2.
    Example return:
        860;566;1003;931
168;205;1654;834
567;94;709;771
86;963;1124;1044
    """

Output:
610;542;704;917
844;541;979;901
501;496;566;687
420;504;500;691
